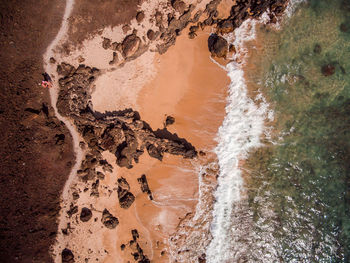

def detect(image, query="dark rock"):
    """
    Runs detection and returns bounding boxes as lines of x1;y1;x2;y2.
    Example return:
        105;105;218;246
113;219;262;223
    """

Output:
146;144;163;161
218;19;234;34
340;23;349;32
101;209;119;229
155;11;163;27
314;44;322;54
50;57;56;64
122;34;141;57
117;177;135;208
111;42;121;51
122;24;131;34
72;192;80;200
147;29;156;40
67;204;78;217
165;115;175;126
121;244;126;250
91;179;99;197
189;31;197;39
137;174;153;200
109;52;118;65
97;171;105;180
102;38;111;49
208;34;228;58
131;229;139;240
80;207;92;222
118;190;135;209
172;0;187;14
321;64;336;76
198;253;206;263
136;12;145;23
62;248;74;263
189;25;199;33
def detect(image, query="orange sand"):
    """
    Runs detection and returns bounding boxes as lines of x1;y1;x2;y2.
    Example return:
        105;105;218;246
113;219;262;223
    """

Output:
108;30;230;262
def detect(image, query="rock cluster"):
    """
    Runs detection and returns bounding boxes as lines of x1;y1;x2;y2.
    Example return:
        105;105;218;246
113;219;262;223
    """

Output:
57;63;197;173
120;230;150;263
117;177;135;209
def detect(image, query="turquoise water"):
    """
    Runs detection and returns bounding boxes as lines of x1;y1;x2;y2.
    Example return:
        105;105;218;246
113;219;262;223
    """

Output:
244;0;350;261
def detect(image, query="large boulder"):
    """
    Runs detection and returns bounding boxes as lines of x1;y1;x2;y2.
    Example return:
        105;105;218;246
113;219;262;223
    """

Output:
122;34;141;58
101;209;119;229
80;207;92;222
208;34;228;58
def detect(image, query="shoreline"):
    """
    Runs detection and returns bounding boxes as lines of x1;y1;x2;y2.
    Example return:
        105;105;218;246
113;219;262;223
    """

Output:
43;0;290;262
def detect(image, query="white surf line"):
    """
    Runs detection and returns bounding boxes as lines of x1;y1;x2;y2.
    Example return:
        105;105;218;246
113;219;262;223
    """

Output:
206;18;269;263
43;0;79;203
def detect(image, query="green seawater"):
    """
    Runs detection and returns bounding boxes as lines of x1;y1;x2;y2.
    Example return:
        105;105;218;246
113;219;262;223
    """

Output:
245;0;350;261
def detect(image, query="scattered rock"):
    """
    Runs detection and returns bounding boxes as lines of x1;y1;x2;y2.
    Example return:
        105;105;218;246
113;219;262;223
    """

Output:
67;204;78;217
131;229;139;240
62;248;75;263
136;11;145;23
109;52;118;65
80;207;92;222
77;56;85;63
102;37;111;49
117;177;135;208
165;115;175;126
97;171;105;180
314;44;322;54
218;19;234;34
172;0;187;14
321;64;336;76
199;150;206;156
208;34;228;58
122;24;131;34
198;253;206;263
137;174;153;200
189;31;197;39
147;29;156;40
155;11;163;27
101;209;119;229
91;179;99;197
72;192;80;200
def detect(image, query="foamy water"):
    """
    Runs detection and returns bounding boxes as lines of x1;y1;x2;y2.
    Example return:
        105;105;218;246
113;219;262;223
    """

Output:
206;1;305;262
206;20;269;262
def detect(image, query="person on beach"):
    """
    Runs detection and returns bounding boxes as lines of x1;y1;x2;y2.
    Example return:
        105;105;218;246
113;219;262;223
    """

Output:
41;72;52;88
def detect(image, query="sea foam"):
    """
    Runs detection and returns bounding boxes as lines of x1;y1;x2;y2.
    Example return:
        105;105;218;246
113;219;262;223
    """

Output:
206;18;271;262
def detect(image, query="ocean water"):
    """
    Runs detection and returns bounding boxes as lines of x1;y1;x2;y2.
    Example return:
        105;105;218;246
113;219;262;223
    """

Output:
207;0;350;262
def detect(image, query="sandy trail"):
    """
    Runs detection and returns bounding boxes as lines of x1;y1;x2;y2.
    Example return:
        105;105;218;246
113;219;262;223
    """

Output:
43;0;80;206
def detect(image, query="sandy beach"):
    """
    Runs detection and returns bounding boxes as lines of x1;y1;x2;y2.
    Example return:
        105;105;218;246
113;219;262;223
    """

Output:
61;28;229;262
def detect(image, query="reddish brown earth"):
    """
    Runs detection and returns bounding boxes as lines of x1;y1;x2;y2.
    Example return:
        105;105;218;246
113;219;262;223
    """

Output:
64;0;140;49
0;1;74;262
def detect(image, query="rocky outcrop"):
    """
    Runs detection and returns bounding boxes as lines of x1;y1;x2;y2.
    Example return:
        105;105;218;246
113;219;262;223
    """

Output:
57;64;197;172
101;209;119;229
137;174;153;200
208;34;228;58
